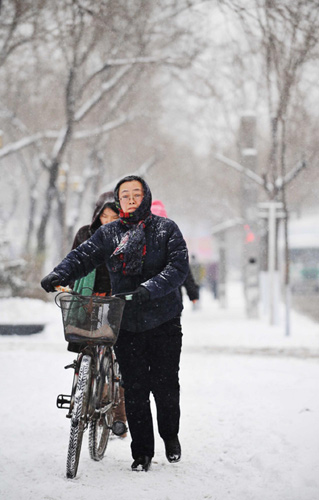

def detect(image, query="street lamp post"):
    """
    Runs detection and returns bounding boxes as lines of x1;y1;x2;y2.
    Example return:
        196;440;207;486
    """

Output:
258;201;286;326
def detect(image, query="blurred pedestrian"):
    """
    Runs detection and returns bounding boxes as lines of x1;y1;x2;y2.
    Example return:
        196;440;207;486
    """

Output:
190;254;204;287
206;261;219;300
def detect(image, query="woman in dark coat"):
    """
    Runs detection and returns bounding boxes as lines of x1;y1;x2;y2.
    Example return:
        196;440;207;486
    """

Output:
41;175;189;472
70;192;127;431
71;191;119;294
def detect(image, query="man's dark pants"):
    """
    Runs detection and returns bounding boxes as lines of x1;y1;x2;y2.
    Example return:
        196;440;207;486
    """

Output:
114;316;182;459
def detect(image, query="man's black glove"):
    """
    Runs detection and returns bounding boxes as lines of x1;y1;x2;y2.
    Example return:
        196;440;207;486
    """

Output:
132;286;150;305
41;272;61;292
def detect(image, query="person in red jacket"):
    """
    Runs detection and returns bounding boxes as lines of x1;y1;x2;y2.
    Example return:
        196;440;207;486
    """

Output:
151;200;200;305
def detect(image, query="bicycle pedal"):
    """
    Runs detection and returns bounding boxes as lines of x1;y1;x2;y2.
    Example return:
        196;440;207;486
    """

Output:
57;394;71;409
64;362;76;370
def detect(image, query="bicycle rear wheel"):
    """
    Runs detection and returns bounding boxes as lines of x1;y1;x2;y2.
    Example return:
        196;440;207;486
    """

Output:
66;354;92;479
89;352;114;461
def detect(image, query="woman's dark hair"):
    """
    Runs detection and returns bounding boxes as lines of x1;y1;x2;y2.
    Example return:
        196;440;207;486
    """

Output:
90;191;119;232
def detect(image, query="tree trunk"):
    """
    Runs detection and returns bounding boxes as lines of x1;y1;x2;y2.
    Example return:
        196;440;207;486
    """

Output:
25;186;37;253
36;160;60;254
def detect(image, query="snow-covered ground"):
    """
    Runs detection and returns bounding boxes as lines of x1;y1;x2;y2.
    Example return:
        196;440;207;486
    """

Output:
0;282;318;500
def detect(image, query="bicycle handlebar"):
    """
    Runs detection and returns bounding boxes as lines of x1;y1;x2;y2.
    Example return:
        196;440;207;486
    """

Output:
54;286;135;301
114;292;134;301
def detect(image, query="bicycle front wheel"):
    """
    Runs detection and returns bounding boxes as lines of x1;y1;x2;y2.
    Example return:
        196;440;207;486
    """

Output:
89;352;114;461
66;354;92;479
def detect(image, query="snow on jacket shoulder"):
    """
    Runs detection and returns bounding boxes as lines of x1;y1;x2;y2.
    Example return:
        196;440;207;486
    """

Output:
53;215;189;332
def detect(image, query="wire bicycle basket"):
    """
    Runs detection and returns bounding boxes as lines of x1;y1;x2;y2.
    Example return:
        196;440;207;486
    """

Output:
58;294;125;345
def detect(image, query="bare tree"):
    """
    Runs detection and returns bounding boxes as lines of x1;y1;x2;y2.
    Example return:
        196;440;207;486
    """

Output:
0;0;47;67
220;0;319;193
210;0;319;331
233;1;319;289
1;0;202;270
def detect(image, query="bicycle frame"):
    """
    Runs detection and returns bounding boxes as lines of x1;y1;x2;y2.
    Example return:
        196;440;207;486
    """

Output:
55;289;129;478
57;345;120;415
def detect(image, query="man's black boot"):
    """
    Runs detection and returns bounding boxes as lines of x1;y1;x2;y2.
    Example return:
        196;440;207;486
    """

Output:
164;436;181;463
131;455;152;471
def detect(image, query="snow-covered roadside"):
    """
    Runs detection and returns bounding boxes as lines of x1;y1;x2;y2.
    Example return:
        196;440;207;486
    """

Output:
182;282;319;355
0;283;318;500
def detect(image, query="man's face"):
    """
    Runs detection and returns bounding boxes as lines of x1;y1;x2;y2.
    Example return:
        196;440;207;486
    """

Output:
119;180;144;213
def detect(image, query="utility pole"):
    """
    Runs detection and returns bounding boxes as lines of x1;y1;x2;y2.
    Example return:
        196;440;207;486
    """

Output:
239;114;259;318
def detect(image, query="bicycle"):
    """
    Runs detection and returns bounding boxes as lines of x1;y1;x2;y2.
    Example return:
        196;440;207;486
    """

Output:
55;287;131;479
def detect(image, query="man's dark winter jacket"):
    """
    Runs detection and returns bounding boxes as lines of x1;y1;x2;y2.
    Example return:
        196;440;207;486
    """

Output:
53;214;189;332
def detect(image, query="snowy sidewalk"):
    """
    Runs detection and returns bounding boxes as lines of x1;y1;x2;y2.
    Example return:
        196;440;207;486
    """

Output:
182;282;319;358
0;285;319;500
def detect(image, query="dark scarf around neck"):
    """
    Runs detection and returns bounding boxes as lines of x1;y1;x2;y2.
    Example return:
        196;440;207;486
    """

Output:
110;176;152;275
